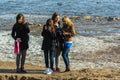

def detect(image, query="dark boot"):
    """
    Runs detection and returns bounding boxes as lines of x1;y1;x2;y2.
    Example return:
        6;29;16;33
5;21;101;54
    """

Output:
21;67;27;73
16;68;21;73
64;66;70;72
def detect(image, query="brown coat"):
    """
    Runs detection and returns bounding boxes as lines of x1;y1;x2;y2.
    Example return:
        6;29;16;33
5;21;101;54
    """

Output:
62;25;76;42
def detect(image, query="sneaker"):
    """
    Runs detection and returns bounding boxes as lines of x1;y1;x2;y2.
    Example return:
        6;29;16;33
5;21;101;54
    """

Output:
49;68;53;73
43;68;49;74
56;67;61;72
21;67;27;73
44;68;53;74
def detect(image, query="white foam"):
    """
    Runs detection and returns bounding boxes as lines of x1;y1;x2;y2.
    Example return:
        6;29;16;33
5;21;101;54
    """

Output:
0;31;119;69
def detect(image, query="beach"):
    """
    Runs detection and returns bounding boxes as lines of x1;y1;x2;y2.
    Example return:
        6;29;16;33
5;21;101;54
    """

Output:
0;15;120;79
0;0;120;79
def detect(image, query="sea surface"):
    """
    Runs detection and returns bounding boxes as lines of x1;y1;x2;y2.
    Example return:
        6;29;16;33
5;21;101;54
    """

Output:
0;0;120;37
0;0;120;17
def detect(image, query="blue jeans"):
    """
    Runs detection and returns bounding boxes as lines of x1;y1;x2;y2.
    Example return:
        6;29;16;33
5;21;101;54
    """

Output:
62;46;70;66
44;50;54;68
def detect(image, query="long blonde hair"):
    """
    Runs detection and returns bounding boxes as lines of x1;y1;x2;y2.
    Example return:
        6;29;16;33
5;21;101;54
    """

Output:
62;16;74;28
62;16;76;37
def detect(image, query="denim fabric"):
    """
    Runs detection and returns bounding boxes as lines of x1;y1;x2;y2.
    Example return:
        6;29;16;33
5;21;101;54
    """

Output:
62;46;70;66
44;50;54;68
64;42;73;47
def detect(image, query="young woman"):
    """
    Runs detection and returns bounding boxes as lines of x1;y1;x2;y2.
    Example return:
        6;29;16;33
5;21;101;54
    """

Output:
52;12;63;72
62;16;76;72
11;13;30;73
41;18;56;74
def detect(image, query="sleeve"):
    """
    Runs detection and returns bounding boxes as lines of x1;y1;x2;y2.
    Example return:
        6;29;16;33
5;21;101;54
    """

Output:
25;23;30;33
11;25;16;40
41;25;46;36
41;25;50;37
64;26;76;37
70;26;76;37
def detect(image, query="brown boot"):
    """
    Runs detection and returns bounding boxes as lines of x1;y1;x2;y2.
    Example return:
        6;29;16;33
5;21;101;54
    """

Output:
64;66;70;72
56;67;61;72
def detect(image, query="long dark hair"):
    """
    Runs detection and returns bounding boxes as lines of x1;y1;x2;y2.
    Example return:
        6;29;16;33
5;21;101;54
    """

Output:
16;13;25;23
46;18;55;32
52;12;60;25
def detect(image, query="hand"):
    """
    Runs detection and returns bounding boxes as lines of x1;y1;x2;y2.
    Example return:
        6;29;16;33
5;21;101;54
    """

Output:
48;26;51;31
63;32;67;35
44;26;47;30
23;19;27;24
16;38;22;42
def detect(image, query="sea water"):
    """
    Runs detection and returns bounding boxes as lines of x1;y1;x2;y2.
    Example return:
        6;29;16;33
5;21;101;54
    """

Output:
0;0;120;17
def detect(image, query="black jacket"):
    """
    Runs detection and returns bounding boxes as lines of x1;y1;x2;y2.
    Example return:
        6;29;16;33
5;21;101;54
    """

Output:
55;25;64;50
41;25;56;50
11;23;30;50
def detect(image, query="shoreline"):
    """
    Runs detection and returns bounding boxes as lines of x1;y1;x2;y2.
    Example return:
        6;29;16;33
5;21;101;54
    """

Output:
0;30;119;70
0;14;120;36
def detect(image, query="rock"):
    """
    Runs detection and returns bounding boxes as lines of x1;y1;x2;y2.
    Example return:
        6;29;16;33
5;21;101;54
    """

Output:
115;17;120;20
83;16;91;20
107;17;113;21
28;22;34;25
71;16;80;19
38;24;42;27
95;16;101;19
57;2;62;6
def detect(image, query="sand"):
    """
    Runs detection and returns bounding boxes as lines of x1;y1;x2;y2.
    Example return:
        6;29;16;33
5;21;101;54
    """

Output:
0;61;120;80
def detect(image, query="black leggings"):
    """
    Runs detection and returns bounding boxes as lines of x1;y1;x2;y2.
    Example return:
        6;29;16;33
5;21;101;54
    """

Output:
16;50;27;69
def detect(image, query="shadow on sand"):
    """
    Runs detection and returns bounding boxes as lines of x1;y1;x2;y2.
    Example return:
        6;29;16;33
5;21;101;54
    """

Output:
0;69;44;74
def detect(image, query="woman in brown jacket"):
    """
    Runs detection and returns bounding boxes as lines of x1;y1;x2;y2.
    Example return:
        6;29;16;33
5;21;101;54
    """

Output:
62;16;76;72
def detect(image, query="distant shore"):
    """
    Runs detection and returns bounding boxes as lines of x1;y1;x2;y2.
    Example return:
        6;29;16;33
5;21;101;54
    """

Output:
0;15;120;37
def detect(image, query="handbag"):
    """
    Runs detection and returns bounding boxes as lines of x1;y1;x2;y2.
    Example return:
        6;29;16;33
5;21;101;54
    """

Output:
14;41;20;54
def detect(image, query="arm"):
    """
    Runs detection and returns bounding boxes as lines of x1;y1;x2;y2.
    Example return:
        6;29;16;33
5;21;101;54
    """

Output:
41;25;51;37
11;25;16;40
24;23;30;33
11;24;22;42
63;26;76;37
41;25;46;37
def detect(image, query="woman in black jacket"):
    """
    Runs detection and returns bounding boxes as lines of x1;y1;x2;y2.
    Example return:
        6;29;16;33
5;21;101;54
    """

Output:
52;12;64;72
41;18;56;74
11;13;30;73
